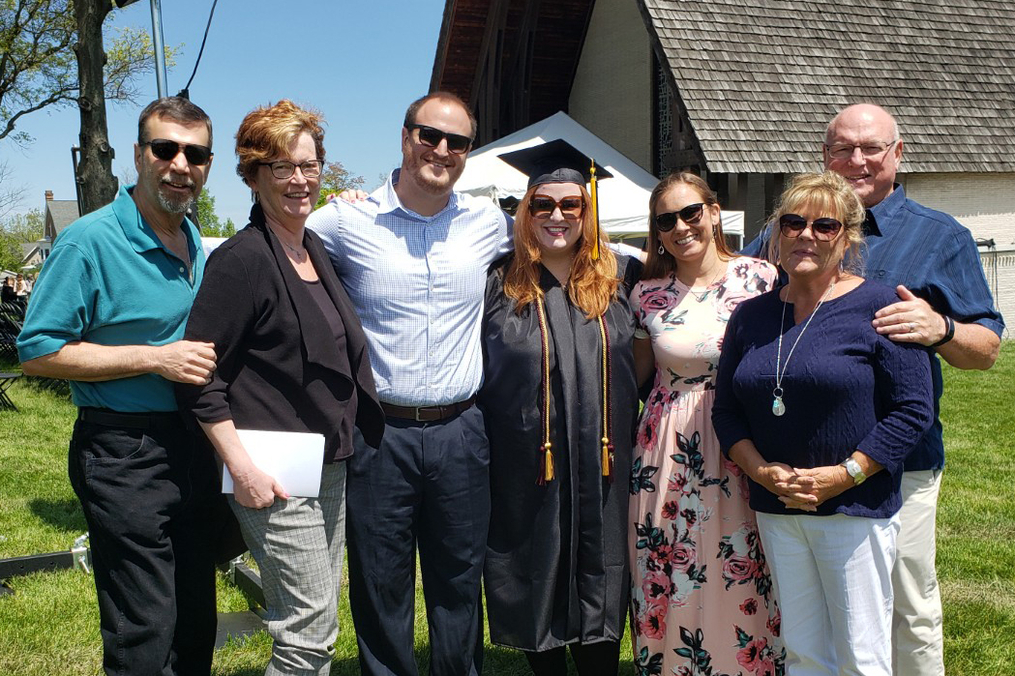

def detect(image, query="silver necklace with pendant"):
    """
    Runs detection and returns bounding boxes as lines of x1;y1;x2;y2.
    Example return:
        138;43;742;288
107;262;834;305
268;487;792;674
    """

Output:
772;281;836;416
281;240;306;262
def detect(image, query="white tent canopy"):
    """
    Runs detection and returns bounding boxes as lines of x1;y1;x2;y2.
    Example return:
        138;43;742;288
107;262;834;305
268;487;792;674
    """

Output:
457;111;743;239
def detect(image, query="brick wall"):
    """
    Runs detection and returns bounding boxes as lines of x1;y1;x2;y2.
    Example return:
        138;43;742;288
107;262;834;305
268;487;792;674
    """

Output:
901;173;1013;336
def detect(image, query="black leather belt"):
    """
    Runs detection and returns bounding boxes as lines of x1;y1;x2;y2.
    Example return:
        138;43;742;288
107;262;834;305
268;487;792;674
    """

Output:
78;407;183;431
380;396;476;422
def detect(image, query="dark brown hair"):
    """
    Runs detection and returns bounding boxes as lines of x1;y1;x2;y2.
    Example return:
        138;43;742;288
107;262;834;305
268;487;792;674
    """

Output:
642;172;733;280
137;97;212;146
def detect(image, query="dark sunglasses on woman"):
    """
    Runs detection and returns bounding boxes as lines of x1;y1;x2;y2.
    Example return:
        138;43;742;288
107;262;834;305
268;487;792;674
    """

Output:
778;214;843;241
529;195;585;220
406;124;473;154
143;139;213;166
655;203;705;232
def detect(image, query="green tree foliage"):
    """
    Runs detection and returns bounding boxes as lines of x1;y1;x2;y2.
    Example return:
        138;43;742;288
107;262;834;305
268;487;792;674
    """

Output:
316;160;365;208
194;190;235;238
0;207;43;271
0;0;177;145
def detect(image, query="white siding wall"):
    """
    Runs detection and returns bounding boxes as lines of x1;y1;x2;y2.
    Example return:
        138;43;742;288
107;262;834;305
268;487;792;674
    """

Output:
900;172;1013;335
568;0;653;172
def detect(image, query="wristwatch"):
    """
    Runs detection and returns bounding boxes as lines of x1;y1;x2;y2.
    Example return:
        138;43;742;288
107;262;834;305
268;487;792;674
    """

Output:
840;457;867;485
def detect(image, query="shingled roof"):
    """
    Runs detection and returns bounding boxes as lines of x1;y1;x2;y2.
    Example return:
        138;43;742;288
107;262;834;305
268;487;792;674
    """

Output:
45;200;79;239
641;0;1015;174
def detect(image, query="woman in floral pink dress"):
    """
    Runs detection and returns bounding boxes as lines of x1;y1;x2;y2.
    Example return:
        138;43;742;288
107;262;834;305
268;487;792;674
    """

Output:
628;172;784;676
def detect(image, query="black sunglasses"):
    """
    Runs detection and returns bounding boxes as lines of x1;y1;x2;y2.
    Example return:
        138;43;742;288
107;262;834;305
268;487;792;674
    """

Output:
405;124;473;154
778;214;843;241
529;195;585;220
655;203;705;232
143;139;213;166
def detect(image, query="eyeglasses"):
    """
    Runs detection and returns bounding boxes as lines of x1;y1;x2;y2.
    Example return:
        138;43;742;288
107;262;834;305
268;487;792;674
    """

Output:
655;203;705;232
778;214;844;241
529;195;585;220
258;160;324;180
824;140;897;160
143;139;213;166
405;124;473;154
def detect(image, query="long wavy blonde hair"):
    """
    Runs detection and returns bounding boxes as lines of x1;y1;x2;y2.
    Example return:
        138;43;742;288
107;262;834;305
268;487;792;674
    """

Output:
503;184;619;318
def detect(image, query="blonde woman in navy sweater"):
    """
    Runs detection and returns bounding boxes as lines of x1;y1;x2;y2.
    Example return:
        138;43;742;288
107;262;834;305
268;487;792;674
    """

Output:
712;171;933;676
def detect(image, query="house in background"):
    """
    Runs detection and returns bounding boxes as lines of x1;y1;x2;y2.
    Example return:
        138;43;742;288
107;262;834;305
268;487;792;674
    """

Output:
429;0;1015;328
21;190;80;270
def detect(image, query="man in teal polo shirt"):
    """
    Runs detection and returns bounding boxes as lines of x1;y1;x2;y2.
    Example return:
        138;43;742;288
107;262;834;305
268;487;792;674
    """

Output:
18;97;220;676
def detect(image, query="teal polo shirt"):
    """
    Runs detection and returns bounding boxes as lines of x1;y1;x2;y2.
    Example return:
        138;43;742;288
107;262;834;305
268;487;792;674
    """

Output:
17;185;205;412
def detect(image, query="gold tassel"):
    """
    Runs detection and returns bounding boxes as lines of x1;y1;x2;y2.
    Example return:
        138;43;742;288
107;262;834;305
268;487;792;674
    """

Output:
601;437;610;477
544;442;555;482
589;159;600;260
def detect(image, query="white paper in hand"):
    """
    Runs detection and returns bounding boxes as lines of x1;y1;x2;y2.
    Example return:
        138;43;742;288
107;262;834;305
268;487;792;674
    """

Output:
223;429;326;498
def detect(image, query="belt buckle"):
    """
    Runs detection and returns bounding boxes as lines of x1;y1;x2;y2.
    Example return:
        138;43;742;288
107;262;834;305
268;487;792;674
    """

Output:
415;406;428;423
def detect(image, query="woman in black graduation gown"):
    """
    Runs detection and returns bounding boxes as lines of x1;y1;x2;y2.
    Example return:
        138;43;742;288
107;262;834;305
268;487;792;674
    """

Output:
479;140;640;676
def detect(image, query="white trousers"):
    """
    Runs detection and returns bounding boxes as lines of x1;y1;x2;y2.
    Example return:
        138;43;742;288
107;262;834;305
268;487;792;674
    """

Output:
892;469;945;676
757;512;899;676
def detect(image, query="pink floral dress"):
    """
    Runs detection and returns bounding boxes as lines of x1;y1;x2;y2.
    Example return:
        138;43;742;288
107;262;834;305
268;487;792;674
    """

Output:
628;256;785;676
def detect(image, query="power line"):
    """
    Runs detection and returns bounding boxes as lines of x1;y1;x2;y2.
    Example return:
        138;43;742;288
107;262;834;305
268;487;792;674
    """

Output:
177;0;220;99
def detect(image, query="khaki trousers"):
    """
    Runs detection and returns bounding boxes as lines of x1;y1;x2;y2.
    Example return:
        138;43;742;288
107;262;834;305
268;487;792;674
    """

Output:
892;469;945;676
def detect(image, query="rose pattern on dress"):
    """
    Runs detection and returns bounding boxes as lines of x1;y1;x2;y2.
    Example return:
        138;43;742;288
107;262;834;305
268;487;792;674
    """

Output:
629;259;783;676
718;524;773;600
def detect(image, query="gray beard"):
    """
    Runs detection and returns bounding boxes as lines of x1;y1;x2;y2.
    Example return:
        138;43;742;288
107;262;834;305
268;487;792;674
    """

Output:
156;186;195;214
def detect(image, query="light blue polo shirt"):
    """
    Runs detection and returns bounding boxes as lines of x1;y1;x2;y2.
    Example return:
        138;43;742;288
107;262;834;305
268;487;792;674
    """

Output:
17;185;205;411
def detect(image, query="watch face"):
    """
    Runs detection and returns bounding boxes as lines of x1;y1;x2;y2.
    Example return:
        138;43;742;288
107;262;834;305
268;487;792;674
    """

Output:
844;458;866;484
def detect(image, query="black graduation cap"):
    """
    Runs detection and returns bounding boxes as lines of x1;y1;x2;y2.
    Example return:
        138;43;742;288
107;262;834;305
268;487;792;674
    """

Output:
498;138;613;189
499;139;613;259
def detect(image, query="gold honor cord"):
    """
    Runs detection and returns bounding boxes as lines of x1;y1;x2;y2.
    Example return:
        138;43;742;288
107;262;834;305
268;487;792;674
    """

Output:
535;296;554;484
598;314;614;481
589;159;600;260
533;297;614;484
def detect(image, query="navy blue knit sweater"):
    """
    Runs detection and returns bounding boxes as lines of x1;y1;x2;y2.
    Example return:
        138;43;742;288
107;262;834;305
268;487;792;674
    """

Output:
712;281;934;518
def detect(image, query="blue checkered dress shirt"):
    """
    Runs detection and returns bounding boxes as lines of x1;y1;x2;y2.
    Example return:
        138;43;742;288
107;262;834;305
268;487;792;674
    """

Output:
307;170;512;407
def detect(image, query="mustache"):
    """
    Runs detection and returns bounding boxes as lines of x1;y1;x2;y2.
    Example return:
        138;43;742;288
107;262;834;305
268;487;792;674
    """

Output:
159;175;196;190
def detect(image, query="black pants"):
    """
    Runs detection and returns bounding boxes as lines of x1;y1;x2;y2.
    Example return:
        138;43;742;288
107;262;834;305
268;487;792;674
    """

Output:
524;640;621;676
68;415;220;676
346;406;491;676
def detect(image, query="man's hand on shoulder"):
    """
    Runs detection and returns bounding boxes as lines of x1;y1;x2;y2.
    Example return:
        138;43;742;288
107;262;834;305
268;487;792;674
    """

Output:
873;284;1000;370
153;340;217;384
872;285;946;346
329;189;369;203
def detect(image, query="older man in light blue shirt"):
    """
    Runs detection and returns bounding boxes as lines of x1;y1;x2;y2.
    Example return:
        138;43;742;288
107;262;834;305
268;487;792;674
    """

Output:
308;91;510;676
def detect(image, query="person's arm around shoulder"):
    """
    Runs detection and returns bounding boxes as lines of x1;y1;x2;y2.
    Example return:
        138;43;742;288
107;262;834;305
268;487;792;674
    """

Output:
872;284;999;370
18;241;215;384
871;226;1002;370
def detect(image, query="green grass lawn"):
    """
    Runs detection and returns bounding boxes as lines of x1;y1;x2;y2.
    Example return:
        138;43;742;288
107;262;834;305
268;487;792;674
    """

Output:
1;344;1012;675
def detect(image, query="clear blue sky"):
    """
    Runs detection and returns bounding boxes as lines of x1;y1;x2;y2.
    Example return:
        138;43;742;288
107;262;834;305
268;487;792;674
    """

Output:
2;0;448;226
